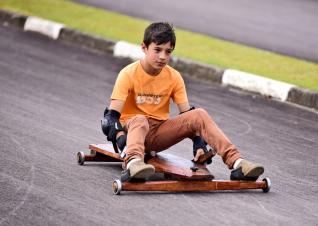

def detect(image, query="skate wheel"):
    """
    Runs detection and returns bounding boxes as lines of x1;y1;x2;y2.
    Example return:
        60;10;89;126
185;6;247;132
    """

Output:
262;178;271;193
112;179;122;195
77;152;85;165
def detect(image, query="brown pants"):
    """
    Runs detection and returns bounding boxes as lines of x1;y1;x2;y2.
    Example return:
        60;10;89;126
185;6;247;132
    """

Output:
123;108;242;169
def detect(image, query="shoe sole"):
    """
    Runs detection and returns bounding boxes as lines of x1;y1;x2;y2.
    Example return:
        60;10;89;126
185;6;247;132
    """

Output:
244;165;264;178
130;167;155;179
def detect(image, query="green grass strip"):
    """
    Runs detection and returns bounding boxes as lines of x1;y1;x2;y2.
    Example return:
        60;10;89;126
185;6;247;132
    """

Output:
1;0;318;91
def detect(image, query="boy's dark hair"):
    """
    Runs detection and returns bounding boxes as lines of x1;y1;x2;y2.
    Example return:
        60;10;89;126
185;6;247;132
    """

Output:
143;22;176;49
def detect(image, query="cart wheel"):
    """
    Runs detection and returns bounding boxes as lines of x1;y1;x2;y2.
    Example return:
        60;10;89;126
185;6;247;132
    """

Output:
112;179;122;195
77;152;85;165
262;178;271;193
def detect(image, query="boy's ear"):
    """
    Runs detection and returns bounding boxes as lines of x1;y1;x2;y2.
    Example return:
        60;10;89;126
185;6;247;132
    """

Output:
141;42;147;52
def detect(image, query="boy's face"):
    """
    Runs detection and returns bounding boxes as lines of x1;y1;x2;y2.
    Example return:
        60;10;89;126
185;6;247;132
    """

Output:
141;42;174;74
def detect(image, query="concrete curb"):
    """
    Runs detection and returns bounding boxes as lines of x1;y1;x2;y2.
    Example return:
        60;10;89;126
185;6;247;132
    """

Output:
1;9;317;110
0;9;27;29
24;16;64;40
222;69;295;101
59;28;116;54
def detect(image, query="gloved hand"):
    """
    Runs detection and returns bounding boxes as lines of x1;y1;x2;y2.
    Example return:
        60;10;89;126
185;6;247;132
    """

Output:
192;136;208;156
192;136;213;165
101;107;124;142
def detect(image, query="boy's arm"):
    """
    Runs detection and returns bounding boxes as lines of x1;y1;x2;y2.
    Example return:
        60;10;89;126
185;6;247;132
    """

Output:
103;67;129;153
109;99;125;113
109;99;125;138
101;99;126;153
177;102;191;113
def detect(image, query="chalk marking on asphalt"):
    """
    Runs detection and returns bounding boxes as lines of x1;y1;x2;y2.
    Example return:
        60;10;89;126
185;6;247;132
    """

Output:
222;69;295;101
0;101;100;153
269;110;318;126
221;111;252;137
113;41;144;61
24;16;64;40
217;110;252;137
0;135;34;225
194;98;253;137
252;196;281;224
182;194;212;224
262;112;318;145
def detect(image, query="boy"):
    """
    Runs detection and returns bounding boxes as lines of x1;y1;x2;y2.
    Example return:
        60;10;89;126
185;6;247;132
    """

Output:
101;22;264;181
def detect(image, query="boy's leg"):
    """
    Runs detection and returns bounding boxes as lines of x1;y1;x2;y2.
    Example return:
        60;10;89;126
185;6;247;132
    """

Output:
124;115;149;163
123;115;155;179
145;108;242;169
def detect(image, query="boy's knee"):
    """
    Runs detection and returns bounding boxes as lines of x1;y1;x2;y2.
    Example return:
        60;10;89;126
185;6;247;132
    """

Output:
130;115;150;131
189;108;212;124
193;108;209;118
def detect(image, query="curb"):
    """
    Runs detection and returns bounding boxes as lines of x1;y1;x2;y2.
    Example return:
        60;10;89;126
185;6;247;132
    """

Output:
1;9;317;111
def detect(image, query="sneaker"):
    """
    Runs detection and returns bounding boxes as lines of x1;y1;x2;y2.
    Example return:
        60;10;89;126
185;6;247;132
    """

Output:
127;159;155;179
230;160;264;181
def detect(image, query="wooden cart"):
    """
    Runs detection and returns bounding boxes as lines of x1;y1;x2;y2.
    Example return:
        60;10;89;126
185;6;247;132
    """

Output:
77;143;271;195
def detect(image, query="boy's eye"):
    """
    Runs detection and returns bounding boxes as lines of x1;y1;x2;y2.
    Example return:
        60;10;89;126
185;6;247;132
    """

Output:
153;47;173;54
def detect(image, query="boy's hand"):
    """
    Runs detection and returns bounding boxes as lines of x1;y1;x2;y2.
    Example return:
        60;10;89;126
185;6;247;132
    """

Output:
193;136;207;154
192;136;213;164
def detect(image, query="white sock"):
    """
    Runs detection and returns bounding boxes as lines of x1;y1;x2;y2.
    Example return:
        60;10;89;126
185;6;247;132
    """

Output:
126;158;140;169
233;158;243;169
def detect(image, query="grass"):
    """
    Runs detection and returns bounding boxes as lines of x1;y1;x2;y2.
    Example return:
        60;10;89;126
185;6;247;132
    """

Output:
1;0;318;91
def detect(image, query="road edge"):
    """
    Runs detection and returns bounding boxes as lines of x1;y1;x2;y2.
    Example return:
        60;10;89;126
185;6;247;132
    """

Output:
1;9;317;111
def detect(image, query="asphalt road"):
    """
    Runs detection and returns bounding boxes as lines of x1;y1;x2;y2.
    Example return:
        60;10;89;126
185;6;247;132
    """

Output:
1;26;318;226
73;0;318;63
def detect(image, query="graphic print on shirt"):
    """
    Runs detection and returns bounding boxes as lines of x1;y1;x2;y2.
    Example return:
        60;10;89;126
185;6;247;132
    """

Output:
136;93;163;105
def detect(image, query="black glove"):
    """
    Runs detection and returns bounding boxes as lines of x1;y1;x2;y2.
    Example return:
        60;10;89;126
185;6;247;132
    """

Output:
192;136;213;164
192;136;208;157
101;107;124;142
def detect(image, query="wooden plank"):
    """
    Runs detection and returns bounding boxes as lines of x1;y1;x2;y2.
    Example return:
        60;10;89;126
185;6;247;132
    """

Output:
147;153;214;180
87;145;213;179
121;180;267;192
89;143;123;161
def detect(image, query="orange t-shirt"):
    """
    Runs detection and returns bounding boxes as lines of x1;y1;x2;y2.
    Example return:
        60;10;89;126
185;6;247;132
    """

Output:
111;61;188;122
